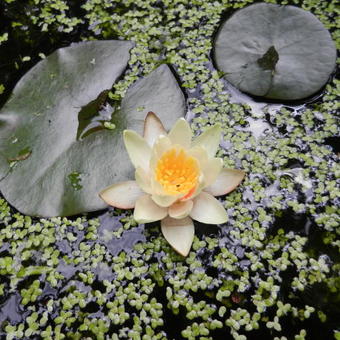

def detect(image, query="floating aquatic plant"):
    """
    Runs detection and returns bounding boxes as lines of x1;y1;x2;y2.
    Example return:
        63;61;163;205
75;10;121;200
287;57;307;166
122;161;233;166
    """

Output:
214;3;337;100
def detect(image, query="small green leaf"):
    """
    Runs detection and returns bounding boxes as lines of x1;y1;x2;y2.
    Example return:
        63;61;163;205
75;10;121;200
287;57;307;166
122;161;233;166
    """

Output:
17;266;52;278
68;172;83;190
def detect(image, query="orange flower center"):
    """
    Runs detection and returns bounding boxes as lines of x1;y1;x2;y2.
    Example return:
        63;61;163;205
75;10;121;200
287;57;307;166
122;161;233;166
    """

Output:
155;147;199;195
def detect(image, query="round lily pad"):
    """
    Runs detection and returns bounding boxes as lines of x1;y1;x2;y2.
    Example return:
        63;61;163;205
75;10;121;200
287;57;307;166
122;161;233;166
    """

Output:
214;3;337;100
0;41;185;217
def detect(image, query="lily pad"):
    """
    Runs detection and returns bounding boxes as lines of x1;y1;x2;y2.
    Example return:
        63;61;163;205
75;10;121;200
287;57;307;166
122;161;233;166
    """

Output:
214;3;337;100
0;41;186;217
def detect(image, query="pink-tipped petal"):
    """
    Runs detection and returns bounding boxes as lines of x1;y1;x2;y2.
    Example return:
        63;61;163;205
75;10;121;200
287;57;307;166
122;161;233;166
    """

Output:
123;130;151;172
99;181;144;209
134;194;168;223
161;216;194;256
168;200;193;219
143;111;167;146
205;168;245;196
190;192;227;224
168;118;192;149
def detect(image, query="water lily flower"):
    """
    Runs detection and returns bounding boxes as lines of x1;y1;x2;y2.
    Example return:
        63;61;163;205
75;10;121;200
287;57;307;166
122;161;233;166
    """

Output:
100;112;245;256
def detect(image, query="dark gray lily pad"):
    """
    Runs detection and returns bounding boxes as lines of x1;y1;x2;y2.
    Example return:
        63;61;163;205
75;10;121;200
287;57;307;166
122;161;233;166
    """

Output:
0;41;186;217
214;3;337;100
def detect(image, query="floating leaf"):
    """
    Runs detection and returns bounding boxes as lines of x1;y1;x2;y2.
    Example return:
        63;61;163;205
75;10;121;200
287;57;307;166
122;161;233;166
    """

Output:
76;89;110;140
0;41;185;217
214;3;337;100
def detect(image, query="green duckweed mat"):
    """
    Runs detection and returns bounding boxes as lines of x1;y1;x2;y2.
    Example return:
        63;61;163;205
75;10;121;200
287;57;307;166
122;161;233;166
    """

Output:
0;0;339;339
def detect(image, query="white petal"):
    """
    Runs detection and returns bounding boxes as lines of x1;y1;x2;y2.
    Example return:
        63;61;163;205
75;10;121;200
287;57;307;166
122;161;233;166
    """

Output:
161;216;194;256
181;146;211;201
186;146;222;198
135;167;152;194
149;135;172;171
169;200;193;219
188;145;208;165
123;130;151;171
201;158;223;188
150;175;167;196
205;168;245;196
190;192;227;224
168;118;192;149
143;111;167;146
99;181;144;209
153;135;172;155
192;124;221;158
134;195;168;223
151;194;180;207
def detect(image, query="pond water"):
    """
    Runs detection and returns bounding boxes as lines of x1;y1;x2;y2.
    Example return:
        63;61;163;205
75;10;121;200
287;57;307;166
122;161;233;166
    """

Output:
0;0;339;339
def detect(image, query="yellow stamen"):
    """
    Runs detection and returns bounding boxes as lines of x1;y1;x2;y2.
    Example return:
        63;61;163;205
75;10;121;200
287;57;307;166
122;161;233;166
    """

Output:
155;147;199;195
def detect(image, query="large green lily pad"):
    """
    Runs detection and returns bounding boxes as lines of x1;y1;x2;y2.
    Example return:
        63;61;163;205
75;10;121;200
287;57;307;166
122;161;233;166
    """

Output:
214;3;337;100
0;41;186;217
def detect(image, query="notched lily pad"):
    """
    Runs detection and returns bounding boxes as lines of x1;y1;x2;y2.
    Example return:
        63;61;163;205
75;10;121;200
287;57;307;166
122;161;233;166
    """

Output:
214;3;337;100
76;89;111;140
257;46;279;71
0;40;186;217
